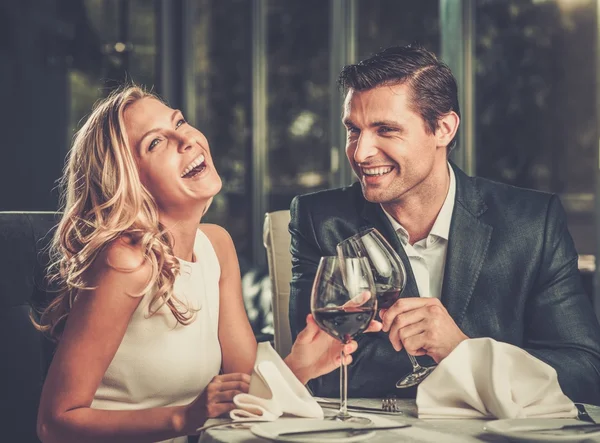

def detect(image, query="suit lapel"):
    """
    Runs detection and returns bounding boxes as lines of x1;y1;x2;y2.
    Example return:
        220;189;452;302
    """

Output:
442;165;493;325
359;197;420;298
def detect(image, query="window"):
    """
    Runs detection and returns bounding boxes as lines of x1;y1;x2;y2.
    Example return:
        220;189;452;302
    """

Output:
267;0;332;212
357;0;440;58
475;0;597;254
192;0;253;261
69;0;157;136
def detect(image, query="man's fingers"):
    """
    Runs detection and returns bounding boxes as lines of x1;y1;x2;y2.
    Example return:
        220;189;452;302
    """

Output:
397;321;426;344
384;308;425;333
402;334;428;357
389;327;403;352
395;297;440;311
383;298;439;326
389;321;426;353
382;300;434;331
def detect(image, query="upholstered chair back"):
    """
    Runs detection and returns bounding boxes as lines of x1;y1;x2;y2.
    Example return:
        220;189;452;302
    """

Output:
1;212;60;443
263;210;293;358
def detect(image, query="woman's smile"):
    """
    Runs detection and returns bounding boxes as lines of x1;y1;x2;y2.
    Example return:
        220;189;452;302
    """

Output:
181;154;206;179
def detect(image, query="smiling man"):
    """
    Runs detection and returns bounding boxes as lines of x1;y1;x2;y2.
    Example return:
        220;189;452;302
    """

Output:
288;45;600;404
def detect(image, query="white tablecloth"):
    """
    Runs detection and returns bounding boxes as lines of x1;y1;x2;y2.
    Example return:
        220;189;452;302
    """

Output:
197;399;600;443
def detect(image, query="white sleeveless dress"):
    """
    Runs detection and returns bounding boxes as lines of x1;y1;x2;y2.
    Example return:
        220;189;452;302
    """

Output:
91;229;222;443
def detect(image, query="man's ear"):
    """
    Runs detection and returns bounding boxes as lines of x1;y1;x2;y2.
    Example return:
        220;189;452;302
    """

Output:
436;111;460;148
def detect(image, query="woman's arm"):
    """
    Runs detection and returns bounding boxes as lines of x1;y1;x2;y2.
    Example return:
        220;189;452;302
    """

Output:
200;224;383;386
200;224;257;375
37;240;200;443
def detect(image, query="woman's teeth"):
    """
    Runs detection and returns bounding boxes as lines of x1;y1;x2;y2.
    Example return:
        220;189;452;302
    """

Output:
181;155;205;177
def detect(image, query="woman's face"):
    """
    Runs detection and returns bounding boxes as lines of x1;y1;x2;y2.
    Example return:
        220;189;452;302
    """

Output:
123;97;222;218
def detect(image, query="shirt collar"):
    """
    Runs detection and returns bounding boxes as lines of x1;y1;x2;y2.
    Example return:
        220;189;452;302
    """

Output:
382;163;456;244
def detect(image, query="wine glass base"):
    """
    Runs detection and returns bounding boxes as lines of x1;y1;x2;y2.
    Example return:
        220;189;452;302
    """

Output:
396;365;436;388
327;413;372;425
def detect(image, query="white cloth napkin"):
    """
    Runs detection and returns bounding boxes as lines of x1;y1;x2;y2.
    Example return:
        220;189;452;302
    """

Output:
229;342;324;421
416;337;577;420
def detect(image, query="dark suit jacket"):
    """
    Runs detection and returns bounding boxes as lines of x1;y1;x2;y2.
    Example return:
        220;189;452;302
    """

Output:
289;164;600;405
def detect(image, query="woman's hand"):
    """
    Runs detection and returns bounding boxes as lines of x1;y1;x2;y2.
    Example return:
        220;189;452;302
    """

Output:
182;373;250;434
284;314;382;385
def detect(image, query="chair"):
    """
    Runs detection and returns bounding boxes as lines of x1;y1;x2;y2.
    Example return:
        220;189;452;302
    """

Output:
263;210;293;358
0;212;60;443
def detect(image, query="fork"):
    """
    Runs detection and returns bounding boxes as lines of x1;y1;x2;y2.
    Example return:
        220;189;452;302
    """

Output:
316;398;403;415
382;395;400;413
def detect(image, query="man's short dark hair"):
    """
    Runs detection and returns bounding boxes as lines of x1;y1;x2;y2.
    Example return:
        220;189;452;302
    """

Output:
338;45;461;152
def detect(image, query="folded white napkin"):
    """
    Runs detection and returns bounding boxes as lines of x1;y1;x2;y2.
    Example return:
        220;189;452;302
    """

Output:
416;338;577;420
229;342;324;421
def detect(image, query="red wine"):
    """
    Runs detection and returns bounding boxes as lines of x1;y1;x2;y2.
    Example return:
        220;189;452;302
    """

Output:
313;307;375;343
377;289;401;309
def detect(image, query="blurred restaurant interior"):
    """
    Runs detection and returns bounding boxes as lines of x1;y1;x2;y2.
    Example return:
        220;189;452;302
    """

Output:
2;0;600;338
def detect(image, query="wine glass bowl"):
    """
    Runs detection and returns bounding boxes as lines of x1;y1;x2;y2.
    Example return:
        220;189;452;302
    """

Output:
310;256;376;424
336;228;406;309
336;228;436;388
312;304;375;344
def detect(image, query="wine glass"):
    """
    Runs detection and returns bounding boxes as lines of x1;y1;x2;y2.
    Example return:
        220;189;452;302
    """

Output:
311;255;376;424
336;228;436;388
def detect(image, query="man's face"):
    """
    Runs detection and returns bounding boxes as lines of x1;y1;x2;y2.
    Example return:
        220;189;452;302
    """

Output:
343;83;447;204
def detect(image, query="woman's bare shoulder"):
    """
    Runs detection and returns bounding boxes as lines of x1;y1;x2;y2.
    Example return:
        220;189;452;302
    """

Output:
89;236;153;295
198;224;236;259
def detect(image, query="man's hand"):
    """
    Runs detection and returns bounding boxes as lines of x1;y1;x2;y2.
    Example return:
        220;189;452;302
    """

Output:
285;314;382;384
380;297;468;363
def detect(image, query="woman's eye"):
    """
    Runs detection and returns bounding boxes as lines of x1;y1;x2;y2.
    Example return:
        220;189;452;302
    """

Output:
149;138;161;151
176;118;186;129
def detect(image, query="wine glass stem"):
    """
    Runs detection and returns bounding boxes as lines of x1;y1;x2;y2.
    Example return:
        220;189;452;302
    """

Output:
339;347;348;417
408;353;421;371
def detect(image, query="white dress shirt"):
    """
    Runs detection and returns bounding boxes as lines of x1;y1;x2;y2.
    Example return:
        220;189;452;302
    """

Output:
382;164;456;300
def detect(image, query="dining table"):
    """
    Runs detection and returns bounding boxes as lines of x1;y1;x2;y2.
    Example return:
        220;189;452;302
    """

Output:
197;398;600;442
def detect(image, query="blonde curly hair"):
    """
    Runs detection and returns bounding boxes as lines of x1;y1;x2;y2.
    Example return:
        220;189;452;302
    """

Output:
34;85;195;339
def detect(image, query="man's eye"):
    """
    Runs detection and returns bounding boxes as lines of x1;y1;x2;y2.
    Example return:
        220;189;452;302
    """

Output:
149;138;161;151
346;127;359;135
379;126;394;133
176;118;186;129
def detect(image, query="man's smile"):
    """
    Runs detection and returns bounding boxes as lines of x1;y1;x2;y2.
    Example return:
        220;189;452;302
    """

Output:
361;166;394;177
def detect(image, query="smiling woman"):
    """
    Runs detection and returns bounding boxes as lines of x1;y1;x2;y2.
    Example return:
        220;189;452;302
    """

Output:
123;96;222;231
31;85;381;443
